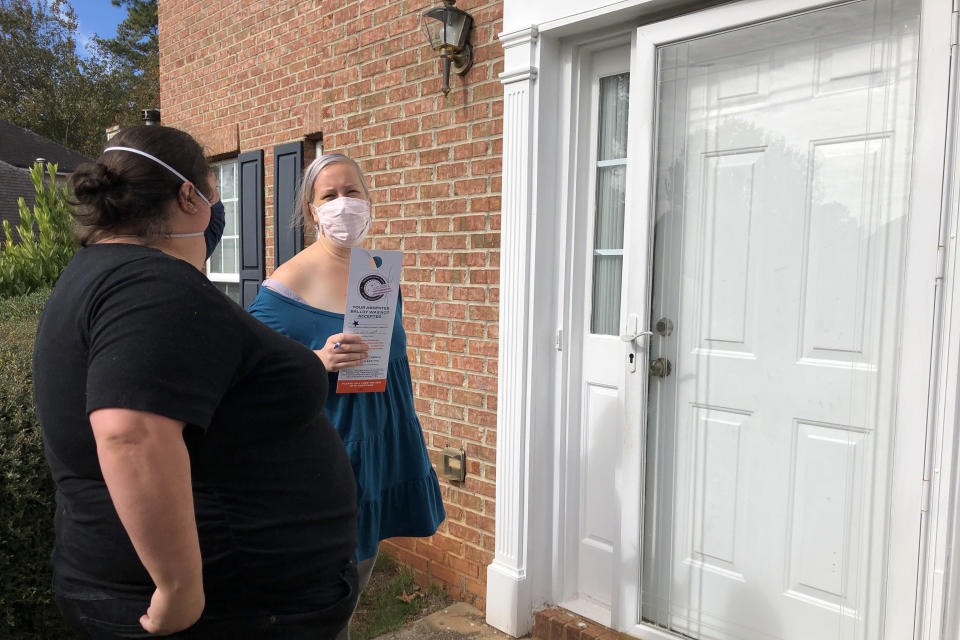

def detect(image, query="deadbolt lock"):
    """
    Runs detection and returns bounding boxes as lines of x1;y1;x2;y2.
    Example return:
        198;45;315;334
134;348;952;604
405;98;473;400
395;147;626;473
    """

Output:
655;317;674;336
649;357;672;378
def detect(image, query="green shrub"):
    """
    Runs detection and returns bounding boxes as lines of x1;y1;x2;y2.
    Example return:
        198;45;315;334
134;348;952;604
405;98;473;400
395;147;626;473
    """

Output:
0;288;51;322
0;289;81;639
0;162;78;298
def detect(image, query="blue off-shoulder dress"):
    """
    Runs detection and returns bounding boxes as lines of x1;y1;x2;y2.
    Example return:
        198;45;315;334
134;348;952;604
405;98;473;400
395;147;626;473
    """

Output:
249;285;446;560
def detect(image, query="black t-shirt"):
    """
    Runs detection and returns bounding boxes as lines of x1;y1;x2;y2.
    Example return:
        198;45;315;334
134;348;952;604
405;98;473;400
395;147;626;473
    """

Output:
32;244;357;611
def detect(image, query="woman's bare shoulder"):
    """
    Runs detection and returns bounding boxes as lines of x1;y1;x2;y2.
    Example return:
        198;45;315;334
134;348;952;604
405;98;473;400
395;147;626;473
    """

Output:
268;251;314;290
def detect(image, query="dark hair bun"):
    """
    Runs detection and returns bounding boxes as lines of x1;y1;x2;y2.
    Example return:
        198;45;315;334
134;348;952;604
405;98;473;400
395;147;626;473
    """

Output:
71;162;124;204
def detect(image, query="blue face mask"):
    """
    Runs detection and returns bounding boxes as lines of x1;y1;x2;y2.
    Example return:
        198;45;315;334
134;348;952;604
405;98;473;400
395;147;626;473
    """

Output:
204;201;226;259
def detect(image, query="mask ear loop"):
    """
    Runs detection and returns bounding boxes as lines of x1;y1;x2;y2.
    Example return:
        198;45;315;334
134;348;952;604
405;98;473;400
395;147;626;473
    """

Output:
103;146;213;207
185;183;213;208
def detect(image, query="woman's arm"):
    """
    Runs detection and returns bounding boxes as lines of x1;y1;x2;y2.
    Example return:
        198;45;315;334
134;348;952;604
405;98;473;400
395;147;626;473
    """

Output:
90;408;204;635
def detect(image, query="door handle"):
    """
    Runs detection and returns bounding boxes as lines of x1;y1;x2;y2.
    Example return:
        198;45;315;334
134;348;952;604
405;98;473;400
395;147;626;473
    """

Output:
620;329;654;343
623;314;650;374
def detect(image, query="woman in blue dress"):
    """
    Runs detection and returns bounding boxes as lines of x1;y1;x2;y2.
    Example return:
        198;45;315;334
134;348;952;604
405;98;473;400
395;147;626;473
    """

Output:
248;153;445;639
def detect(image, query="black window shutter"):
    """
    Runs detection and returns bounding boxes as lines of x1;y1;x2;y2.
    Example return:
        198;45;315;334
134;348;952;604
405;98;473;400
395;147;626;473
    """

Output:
273;141;304;267
238;149;264;308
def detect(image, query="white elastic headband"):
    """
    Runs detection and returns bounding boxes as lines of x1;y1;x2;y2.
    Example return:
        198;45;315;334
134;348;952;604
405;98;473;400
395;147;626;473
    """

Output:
103;146;212;207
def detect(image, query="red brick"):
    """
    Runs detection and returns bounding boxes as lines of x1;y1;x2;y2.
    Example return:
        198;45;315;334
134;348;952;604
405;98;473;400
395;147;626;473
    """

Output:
451;321;484;337
447;521;482;545
465;443;496;463
465;577;486;599
435;336;467;352
469;305;499;321
550;616;566;640
420;318;449;333
434;369;466;386
421;350;450;367
437;235;468;250
437;199;469;215
452;389;483;407
471;233;500;249
392;548;429;573
415;540;445;563
454;215;489;231
404;167;434;182
429;562;463;587
533;613;552;640
451;286;484;302
435;269;466;283
451;422;483;443
404;201;433;216
452;252;487;267
467;409;497;428
419;148;450;164
404;236;433;250
452;355;485;373
403;267;432;282
438;161;469;179
422;183;451;198
446;555;480;579
468;374;498;392
436;302;466;319
434;402;465;420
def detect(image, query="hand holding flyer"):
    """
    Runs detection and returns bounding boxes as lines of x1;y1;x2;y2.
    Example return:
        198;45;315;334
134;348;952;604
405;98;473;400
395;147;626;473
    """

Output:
337;248;402;393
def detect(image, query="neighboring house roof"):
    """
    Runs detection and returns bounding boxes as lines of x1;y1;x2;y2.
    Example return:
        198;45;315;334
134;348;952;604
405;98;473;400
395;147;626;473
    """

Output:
0;118;90;172
0;159;35;235
0;119;89;241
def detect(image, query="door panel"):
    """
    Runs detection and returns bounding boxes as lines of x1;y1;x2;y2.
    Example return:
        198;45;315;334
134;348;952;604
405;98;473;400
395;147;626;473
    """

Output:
579;380;620;603
566;47;631;624
639;0;923;638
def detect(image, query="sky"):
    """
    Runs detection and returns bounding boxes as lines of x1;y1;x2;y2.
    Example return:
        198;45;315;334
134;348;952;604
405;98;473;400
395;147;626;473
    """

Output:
69;0;129;58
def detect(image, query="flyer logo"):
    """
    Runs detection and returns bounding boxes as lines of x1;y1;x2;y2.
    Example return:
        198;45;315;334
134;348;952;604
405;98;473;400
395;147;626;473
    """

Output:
359;274;387;301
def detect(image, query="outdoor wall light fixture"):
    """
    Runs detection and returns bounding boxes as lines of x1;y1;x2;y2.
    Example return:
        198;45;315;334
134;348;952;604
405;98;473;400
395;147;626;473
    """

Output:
420;0;473;96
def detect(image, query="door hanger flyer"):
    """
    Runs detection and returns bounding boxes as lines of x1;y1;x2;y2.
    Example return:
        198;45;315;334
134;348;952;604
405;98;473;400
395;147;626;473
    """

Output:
337;248;402;393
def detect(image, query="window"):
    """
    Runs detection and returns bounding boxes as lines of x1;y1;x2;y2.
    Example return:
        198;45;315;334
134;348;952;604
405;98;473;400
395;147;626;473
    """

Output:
590;72;629;335
207;159;240;302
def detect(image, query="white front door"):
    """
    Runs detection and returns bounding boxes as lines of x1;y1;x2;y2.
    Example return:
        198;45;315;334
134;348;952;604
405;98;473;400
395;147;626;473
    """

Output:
621;0;946;638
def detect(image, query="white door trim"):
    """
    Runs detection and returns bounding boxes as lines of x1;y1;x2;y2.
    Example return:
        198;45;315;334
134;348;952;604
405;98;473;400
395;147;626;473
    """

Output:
921;3;960;636
486;24;539;640
892;2;954;637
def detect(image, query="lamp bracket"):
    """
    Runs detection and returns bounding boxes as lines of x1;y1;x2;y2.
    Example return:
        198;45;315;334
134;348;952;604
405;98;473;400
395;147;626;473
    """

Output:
451;43;473;75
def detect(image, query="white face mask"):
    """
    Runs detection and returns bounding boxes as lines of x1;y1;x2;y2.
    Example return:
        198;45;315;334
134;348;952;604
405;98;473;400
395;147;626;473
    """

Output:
311;197;371;248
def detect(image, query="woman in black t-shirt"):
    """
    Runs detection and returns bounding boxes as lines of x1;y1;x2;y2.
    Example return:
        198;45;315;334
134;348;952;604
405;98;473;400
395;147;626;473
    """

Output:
32;125;358;639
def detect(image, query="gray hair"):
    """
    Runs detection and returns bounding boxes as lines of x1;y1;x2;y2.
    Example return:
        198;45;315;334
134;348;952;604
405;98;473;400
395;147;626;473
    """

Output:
293;153;370;229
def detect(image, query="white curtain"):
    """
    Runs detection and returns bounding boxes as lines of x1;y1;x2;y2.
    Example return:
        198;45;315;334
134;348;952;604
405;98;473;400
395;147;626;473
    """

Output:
591;73;630;335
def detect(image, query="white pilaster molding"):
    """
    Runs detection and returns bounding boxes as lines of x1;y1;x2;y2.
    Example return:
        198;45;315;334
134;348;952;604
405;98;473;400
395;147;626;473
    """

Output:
486;25;539;639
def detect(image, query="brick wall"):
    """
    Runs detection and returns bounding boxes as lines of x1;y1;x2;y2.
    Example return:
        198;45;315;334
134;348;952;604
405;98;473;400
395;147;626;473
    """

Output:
159;0;503;610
